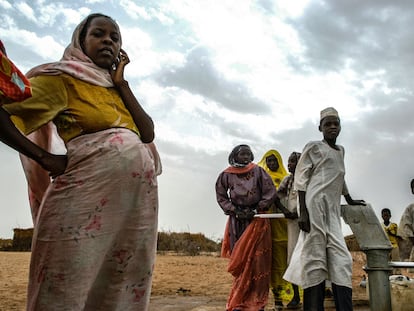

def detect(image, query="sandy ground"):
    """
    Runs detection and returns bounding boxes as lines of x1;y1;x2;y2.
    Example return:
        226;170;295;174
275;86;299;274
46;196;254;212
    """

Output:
0;251;371;311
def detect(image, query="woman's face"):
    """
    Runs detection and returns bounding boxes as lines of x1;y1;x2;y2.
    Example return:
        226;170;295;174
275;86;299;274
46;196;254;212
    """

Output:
287;154;298;173
266;155;279;172
235;147;252;165
82;16;121;69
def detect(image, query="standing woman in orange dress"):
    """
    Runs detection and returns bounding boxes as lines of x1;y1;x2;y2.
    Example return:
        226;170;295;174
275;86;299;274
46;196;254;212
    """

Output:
216;144;276;311
0;13;160;310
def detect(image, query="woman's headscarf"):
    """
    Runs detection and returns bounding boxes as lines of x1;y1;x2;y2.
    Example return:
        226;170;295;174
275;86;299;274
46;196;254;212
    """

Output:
228;144;253;167
224;144;256;174
257;149;288;188
26;13;117;86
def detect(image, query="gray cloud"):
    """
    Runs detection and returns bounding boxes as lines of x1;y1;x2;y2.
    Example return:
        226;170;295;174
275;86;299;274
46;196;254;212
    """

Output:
364;99;414;138
153;46;271;114
289;1;414;91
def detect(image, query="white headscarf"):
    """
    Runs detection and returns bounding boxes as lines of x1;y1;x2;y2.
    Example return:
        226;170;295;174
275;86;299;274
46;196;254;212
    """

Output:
26;13;119;87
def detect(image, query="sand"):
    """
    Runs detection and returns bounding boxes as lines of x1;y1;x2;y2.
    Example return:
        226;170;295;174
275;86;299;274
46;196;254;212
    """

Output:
0;251;370;311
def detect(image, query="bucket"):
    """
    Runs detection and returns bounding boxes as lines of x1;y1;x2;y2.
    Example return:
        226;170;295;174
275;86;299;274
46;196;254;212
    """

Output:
366;275;414;311
389;275;414;311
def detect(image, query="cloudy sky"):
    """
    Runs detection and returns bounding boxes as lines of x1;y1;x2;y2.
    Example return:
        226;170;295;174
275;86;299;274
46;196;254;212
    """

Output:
1;0;413;240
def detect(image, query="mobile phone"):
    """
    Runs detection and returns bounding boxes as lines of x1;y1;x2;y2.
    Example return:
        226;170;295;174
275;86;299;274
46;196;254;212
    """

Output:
112;55;120;70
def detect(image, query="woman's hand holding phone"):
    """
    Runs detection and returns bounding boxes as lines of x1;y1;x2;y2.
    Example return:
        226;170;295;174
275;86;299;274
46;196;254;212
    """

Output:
111;49;130;86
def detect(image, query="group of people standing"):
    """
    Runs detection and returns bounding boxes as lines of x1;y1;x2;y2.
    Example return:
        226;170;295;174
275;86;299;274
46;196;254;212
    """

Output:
4;10;414;311
0;11;362;311
216;107;365;311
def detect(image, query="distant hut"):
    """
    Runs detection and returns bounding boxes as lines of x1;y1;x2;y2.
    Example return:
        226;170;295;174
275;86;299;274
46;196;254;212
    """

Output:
12;228;33;251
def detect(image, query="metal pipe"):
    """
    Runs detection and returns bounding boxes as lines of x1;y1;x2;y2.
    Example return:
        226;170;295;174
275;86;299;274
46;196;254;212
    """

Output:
254;213;285;218
341;204;393;311
363;249;392;311
388;261;414;268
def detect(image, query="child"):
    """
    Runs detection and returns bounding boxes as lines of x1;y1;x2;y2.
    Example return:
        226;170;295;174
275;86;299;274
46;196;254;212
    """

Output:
276;151;301;308
284;107;365;311
381;208;400;262
216;144;276;311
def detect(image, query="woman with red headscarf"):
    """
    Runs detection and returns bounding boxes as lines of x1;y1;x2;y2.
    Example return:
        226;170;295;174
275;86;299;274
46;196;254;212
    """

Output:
216;144;275;311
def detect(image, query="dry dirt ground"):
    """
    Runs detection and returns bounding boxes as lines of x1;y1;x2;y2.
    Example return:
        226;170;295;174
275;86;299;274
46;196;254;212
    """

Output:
0;251;372;311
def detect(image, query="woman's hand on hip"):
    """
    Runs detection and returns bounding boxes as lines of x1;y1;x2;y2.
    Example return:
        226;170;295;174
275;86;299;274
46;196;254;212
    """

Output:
41;153;68;178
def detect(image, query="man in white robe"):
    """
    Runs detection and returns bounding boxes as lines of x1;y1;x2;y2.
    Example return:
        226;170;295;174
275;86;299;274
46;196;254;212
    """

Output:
284;107;365;311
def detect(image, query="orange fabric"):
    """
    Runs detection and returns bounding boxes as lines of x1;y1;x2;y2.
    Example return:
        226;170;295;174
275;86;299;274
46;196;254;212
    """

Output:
0;50;32;103
225;218;272;311
221;218;232;259
224;162;256;174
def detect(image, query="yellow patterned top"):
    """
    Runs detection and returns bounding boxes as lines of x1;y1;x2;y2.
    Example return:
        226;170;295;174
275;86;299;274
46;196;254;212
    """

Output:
3;74;139;143
382;222;399;248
